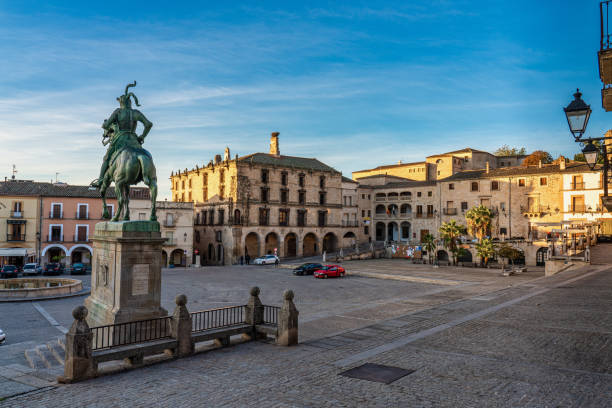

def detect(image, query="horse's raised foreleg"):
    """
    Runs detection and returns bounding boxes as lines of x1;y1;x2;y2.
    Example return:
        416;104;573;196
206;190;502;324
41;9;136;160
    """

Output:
101;182;110;220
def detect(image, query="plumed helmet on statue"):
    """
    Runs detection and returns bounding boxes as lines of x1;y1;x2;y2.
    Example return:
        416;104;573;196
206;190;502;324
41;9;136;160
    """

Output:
117;80;141;107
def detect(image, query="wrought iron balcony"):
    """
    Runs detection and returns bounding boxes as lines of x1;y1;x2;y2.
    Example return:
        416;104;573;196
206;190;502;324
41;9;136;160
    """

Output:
341;220;359;227
7;234;25;241
76;212;89;220
10;211;23;218
164;238;176;245
570;182;585;190
49;211;63;219
443;208;457;215
47;235;64;242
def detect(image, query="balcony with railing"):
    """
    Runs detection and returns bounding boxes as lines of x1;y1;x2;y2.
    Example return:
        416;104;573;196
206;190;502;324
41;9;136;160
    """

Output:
7;234;25;242
76;212;89;220
600;1;612;110
520;205;544;216
164;219;176;228
47;234;64;242
569;204;587;213
443;208;457;216
73;235;90;243
341;220;359;227
570;182;585;190
10;211;23;218
49;211;63;219
164;238;176;246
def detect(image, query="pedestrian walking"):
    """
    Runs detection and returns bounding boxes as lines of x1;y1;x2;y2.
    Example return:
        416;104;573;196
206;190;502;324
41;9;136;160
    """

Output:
245;254;250;265
275;257;279;268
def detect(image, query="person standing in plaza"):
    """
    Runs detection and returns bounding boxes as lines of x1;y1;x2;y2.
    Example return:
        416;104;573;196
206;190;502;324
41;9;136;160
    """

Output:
245;253;250;265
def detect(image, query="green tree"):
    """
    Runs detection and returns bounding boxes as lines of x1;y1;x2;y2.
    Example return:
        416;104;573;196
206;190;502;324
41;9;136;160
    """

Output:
439;220;466;265
497;243;523;268
465;204;493;242
476;238;497;267
421;233;436;264
522;150;553;166
494;145;526;157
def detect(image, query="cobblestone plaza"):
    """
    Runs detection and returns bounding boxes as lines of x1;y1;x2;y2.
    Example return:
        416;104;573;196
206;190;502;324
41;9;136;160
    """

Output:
1;256;612;406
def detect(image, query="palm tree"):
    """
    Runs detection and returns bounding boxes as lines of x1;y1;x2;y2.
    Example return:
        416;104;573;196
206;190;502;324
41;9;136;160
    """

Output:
465;205;493;241
476;238;497;267
439;220;466;265
421;233;436;264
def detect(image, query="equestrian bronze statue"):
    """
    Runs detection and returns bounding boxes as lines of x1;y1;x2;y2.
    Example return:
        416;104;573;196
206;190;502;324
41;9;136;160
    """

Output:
91;81;158;221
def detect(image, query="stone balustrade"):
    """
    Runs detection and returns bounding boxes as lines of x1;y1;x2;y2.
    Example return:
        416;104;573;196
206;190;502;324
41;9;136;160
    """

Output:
58;287;298;383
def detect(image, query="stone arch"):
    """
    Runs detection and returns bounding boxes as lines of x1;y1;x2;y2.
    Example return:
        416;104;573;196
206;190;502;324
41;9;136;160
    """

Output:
387;192;398;200
162;250;168;267
323;232;338;252
387;204;398;216
69;245;93;265
42;245;68;266
437;250;449;262
170;249;183;266
400;203;412;215
387;222;399;242
265;232;280;255
245;232;260;258
342;231;356;248
536;247;547;266
457;249;473;263
303;233;318;257
375;204;386;215
375;222;385;241
284;233;297;258
400;222;411;241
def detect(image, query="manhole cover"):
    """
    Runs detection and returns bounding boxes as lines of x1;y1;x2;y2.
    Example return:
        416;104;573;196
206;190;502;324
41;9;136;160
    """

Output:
339;363;414;384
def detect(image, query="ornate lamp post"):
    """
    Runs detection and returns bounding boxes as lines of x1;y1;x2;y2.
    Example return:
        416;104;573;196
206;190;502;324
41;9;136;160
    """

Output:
565;89;612;210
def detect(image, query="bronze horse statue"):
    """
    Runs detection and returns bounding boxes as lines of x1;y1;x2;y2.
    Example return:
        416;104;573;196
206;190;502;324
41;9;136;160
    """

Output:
100;123;158;221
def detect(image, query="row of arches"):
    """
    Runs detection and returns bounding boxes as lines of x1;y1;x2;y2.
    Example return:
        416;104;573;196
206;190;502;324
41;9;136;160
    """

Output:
243;231;356;258
375;222;411;242
42;244;93;265
375;204;412;216
375;192;412;200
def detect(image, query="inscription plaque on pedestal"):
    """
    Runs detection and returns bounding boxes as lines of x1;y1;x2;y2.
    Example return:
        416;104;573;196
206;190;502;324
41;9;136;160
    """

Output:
132;264;150;296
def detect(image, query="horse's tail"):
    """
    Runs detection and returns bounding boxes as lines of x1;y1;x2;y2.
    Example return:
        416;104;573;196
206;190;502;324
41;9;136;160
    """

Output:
137;152;157;186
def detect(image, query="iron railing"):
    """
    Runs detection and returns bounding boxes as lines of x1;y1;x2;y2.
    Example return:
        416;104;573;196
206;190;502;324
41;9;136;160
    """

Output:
263;305;280;325
571;182;585;190
602;1;612;50
10;211;23;218
7;234;25;241
191;305;246;333
91;316;172;350
443;208;457;215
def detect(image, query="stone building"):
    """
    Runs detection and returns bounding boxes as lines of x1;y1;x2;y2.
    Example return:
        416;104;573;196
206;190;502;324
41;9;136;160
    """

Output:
170;133;361;265
128;188;194;267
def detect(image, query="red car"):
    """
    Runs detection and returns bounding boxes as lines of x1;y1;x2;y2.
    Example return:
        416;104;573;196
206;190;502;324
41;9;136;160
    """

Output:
314;264;345;279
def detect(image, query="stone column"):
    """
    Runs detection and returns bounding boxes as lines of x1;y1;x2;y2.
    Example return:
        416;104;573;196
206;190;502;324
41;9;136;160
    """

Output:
243;286;264;341
277;290;299;346
171;294;193;357
59;306;95;383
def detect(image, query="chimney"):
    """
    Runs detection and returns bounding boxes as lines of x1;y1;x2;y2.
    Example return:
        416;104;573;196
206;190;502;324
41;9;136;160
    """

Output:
270;132;280;156
224;147;230;161
485;161;490;174
214;154;222;165
538;159;542;169
560;156;566;170
398;160;402;164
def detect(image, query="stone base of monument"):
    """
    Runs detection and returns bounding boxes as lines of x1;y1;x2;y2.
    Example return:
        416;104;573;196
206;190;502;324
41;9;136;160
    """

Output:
84;221;168;340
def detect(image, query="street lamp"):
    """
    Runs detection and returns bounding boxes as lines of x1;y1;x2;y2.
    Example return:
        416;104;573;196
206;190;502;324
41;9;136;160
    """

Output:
582;141;599;170
564;89;592;140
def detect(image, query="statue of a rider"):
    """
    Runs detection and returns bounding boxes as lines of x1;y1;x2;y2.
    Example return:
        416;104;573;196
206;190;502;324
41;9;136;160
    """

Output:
90;81;153;188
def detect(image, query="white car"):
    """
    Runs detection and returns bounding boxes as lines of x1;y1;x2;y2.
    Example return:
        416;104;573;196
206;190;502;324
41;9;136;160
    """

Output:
0;329;5;345
253;255;280;265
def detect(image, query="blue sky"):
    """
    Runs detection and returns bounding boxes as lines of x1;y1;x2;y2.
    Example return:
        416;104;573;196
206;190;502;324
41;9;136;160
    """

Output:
0;1;605;198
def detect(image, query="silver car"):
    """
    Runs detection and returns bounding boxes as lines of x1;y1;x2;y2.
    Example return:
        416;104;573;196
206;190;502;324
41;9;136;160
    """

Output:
22;263;42;276
253;255;280;265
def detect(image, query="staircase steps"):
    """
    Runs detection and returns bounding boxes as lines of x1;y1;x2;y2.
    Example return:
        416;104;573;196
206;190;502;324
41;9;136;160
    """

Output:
24;337;65;369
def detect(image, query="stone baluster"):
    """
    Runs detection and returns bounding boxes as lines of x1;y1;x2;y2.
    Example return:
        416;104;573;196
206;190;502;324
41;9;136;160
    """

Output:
277;289;299;346
244;286;264;340
59;306;95;383
171;294;193;357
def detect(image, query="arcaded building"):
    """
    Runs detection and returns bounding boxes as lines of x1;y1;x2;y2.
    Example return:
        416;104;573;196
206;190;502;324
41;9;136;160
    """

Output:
170;133;361;265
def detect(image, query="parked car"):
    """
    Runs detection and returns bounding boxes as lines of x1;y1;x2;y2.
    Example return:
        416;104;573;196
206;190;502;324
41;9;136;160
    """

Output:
43;263;64;276
70;263;87;275
293;263;323;276
0;265;19;279
22;263;42;276
0;328;5;345
314;264;346;279
253;255;280;265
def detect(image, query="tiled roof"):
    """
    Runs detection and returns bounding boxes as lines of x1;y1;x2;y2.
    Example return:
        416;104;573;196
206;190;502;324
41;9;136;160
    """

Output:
354;174;411;180
353;161;425;173
341;176;358;184
0;181;117;198
426;147;490;158
237;153;340;173
441;162;602;181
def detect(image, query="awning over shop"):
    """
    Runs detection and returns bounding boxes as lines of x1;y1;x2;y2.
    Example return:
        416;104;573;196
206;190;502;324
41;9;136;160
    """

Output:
0;248;28;257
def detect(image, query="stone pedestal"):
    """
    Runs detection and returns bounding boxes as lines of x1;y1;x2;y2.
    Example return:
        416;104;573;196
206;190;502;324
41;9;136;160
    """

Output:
84;221;167;329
